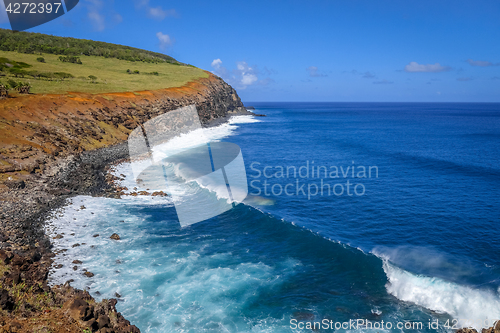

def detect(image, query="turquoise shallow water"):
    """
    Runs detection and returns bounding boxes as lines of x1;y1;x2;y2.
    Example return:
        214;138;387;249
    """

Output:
46;103;500;332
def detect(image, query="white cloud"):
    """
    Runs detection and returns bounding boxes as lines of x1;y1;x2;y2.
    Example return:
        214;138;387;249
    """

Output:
135;0;176;20
237;61;258;86
84;0;122;31
88;11;105;31
149;7;176;20
156;32;173;51
306;66;327;77
404;62;451;73
114;13;123;23
211;59;261;89
467;59;498;67
211;59;222;69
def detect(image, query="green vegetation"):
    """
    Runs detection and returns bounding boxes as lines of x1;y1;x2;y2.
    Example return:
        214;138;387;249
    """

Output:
0;50;208;94
0;77;31;96
58;55;82;64
0;29;210;94
0;28;180;64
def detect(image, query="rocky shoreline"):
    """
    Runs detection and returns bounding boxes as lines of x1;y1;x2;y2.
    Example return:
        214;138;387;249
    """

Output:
0;113;258;332
0;73;256;331
0;142;139;332
0;80;496;332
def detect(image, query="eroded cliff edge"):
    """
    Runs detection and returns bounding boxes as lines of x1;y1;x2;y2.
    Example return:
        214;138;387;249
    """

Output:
0;73;244;175
0;73;246;332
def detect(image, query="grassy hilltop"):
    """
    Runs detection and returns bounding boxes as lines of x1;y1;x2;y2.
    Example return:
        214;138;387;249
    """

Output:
0;29;209;94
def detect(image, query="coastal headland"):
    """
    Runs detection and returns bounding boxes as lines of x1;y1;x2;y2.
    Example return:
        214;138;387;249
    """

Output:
0;51;250;331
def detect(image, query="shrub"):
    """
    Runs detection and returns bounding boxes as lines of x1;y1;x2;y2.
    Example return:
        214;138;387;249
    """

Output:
9;67;27;77
16;82;31;94
15;61;31;68
7;78;17;88
54;72;74;80
88;75;97;83
58;55;82;64
133;70;139;74
26;70;40;78
37;72;54;79
36;57;45;63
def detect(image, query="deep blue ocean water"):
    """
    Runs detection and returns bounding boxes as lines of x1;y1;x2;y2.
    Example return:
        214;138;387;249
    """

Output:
46;103;500;332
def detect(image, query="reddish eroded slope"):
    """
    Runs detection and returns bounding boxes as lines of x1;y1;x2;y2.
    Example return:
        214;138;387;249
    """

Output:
0;73;244;183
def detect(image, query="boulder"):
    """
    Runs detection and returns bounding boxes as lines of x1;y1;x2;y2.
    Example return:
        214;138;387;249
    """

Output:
67;298;94;321
98;314;111;329
110;233;120;240
4;179;26;189
0;288;14;311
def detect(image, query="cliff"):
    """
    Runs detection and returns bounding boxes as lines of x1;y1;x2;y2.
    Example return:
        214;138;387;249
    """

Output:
0;73;244;177
0;73;246;332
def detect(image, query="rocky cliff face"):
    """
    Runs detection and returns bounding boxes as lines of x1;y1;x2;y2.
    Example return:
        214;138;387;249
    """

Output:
0;73;244;178
0;73;245;332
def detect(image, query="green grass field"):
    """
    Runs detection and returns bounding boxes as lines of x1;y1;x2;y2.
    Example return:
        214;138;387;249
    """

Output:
0;50;209;94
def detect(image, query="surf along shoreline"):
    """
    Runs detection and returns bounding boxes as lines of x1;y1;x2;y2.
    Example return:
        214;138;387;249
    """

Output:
0;81;495;331
0;73;259;331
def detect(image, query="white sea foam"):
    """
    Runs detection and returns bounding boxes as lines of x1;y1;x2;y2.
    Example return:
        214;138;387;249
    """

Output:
228;115;262;124
382;261;500;329
45;196;302;333
112;114;255;193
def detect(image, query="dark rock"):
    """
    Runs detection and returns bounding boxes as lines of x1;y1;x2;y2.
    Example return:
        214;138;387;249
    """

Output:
457;328;478;333
68;298;94;321
98;314;111;329
0;288;14;311
110;233;120;240
11;269;21;284
98;328;114;333
85;318;98;331
84;271;95;277
4;179;26;189
93;234;100;237
11;254;25;267
72;260;83;264
0;249;13;264
31;251;42;262
115;292;121;298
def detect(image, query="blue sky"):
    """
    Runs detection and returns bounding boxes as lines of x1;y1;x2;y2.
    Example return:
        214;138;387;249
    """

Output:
1;0;499;102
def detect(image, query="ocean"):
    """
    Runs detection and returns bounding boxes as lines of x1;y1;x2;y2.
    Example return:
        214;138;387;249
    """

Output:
45;102;500;332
